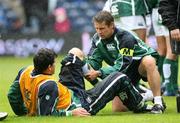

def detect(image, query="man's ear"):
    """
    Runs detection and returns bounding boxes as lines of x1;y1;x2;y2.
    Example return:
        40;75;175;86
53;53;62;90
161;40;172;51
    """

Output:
48;64;52;71
110;22;115;29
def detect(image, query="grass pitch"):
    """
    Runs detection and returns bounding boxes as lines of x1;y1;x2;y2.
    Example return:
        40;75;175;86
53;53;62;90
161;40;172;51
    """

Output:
0;56;180;123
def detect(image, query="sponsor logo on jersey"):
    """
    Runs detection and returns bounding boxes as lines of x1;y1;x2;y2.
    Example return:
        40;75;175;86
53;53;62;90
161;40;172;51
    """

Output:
119;48;134;56
45;95;50;100
106;43;116;51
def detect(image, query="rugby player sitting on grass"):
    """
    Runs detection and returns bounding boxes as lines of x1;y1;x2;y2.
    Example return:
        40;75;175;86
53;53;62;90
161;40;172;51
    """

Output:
8;48;153;116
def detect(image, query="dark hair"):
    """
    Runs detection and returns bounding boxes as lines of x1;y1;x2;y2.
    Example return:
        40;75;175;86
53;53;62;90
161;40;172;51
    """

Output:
33;48;57;73
92;11;114;26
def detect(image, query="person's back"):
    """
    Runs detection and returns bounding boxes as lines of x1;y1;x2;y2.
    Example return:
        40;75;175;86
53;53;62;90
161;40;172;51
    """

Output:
7;48;72;116
19;66;71;115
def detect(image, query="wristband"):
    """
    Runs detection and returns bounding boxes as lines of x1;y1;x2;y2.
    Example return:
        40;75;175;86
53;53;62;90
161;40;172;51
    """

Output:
98;70;102;77
66;111;72;116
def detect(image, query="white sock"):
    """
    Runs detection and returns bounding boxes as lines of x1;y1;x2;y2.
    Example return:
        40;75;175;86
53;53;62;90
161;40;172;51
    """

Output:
154;96;162;106
82;63;90;75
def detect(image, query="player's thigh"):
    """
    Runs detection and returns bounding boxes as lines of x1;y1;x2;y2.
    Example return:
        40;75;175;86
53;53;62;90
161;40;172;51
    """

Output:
138;56;157;77
133;29;147;41
166;36;177;60
152;8;169;37
116;15;146;31
126;60;142;85
156;36;167;56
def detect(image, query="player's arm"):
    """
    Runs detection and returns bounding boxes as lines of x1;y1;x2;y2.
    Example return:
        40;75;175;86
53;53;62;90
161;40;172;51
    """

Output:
37;80;74;116
85;37;104;81
159;0;180;41
7;68;28;116
37;80;68;116
38;81;90;116
87;37;103;70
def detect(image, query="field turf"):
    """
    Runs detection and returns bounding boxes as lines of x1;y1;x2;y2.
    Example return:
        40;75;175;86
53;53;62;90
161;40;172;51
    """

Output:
0;56;180;123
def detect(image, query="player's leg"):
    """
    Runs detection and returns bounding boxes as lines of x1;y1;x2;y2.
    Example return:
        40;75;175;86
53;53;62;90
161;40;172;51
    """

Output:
83;72;151;115
112;60;151;112
117;15;147;42
156;36;166;84
163;36;178;96
68;47;99;86
59;47;86;90
112;96;128;112
151;8;171;95
139;55;166;113
133;29;147;42
68;47;85;61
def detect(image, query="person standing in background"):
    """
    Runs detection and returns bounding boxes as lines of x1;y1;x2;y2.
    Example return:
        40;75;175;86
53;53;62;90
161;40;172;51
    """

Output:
0;0;25;33
22;0;48;33
158;0;179;95
103;0;156;42
53;7;71;34
158;0;180;43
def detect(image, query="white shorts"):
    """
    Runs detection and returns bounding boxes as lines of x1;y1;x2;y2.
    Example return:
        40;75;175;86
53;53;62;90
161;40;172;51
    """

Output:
152;8;169;36
114;15;146;31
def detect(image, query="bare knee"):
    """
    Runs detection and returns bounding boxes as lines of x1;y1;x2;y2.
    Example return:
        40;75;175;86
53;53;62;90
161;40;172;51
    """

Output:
142;56;156;70
68;47;85;61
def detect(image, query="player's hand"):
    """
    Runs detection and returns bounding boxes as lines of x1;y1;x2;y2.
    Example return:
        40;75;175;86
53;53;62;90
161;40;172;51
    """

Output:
85;69;100;81
72;108;90;117
170;29;180;41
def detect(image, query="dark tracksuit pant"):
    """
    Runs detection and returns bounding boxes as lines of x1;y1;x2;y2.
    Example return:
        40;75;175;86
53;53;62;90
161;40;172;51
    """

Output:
59;53;147;115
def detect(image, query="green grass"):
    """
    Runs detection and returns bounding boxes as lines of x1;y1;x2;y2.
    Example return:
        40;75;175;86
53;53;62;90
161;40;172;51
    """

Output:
0;56;180;123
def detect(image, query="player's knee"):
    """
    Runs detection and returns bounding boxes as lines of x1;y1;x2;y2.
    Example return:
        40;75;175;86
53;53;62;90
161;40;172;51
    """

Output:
68;47;85;61
142;56;156;69
113;72;131;87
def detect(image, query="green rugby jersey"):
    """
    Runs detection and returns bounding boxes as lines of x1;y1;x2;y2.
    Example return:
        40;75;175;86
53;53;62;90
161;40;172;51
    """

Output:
103;0;158;18
87;28;158;79
7;67;81;116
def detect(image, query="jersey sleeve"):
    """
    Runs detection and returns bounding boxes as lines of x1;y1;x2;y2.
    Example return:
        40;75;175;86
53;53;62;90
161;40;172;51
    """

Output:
7;68;28;116
87;37;103;70
103;0;111;12
37;81;72;116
